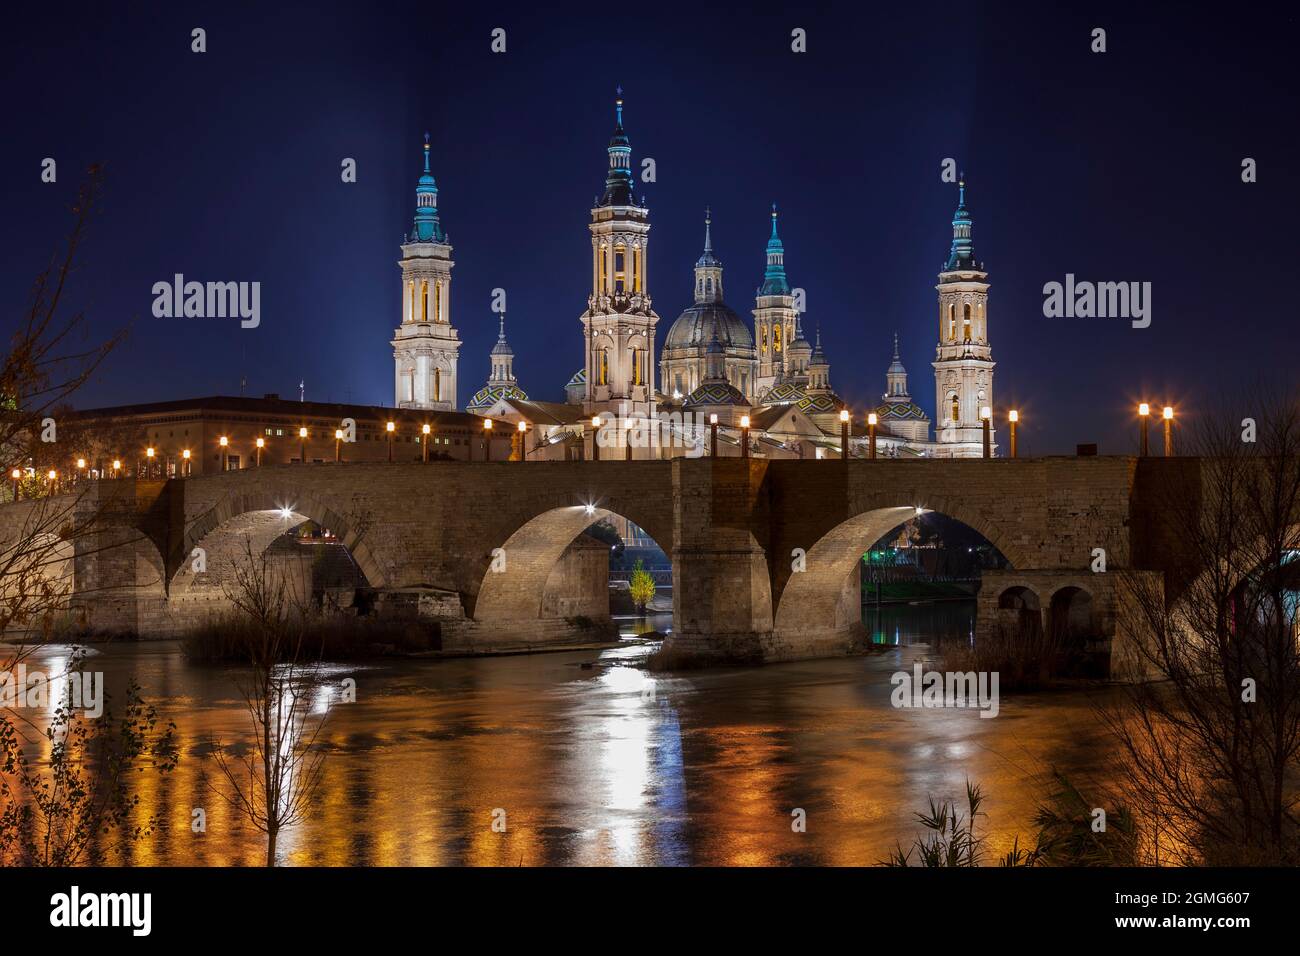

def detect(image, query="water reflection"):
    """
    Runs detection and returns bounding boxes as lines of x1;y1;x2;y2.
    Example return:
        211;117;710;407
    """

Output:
7;608;1118;866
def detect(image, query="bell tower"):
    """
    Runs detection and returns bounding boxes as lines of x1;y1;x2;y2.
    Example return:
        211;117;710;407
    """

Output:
392;134;461;410
932;178;995;457
753;205;797;393
581;89;659;427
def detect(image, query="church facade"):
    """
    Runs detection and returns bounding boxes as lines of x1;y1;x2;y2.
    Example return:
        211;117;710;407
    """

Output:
404;95;999;461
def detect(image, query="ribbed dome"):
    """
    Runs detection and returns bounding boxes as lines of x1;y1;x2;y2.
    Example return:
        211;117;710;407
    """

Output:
663;303;754;351
759;381;807;406
467;382;528;411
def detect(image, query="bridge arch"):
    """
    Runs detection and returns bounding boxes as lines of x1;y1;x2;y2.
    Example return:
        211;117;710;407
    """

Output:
772;500;1026;644
172;488;383;597
467;487;673;625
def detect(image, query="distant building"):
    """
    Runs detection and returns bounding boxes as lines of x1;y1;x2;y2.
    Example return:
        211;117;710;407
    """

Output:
63;395;512;476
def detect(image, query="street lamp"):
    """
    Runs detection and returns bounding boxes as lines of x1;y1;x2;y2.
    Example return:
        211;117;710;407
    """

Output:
839;409;850;462
740;414;750;460
47;469;57;494
219;435;229;472
112;458;122;478
10;468;20;501
710;413;718;458
299;427;308;464
1163;406;1174;456
868;412;878;459
1138;403;1150;457
422;423;431;463
1008;409;1019;459
483;417;493;462
334;428;344;462
255;437;264;467
516;420;527;463
182;448;191;477
591;415;602;461
146;446;155;477
386;420;395;462
980;407;992;459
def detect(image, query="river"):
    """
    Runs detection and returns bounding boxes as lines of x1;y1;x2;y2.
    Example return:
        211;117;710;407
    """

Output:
9;602;1121;866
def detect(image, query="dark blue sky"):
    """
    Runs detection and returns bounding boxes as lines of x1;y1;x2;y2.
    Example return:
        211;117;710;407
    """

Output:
2;3;1295;454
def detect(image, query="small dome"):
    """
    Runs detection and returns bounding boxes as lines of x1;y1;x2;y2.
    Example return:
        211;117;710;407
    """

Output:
876;400;930;422
759;381;806;406
565;368;587;389
684;380;749;408
663;303;754;351
466;382;528;412
798;392;845;415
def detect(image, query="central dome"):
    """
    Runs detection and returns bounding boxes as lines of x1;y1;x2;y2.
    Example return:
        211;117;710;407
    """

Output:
663;302;754;351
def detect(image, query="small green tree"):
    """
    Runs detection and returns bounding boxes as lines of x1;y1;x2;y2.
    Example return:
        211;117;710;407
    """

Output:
629;558;655;611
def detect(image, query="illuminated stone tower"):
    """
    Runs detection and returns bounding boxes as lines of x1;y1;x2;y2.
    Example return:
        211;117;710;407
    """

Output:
392;134;460;410
753;205;798;393
932;178;995;457
581;89;659;427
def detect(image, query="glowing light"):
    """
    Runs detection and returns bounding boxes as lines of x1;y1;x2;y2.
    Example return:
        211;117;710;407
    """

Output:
980;406;991;420
256;437;264;448
219;436;228;447
709;413;718;425
386;421;395;433
839;409;849;423
422;424;430;435
334;429;343;439
279;507;293;519
517;420;527;432
740;415;750;428
483;418;493;430
915;506;925;516
584;503;596;516
182;449;191;460
146;447;155;458
1138;403;1150;417
76;458;85;469
47;470;57;481
591;416;601;428
1009;409;1019;423
867;412;878;426
111;459;121;470
1162;406;1174;420
299;427;308;438
10;469;20;480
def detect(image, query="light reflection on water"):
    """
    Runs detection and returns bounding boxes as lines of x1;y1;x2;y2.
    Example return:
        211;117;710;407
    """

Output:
9;604;1119;866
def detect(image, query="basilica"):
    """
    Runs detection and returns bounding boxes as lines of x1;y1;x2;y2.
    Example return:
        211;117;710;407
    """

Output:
391;94;997;460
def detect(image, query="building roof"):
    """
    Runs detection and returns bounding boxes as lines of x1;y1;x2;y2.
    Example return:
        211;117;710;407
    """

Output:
499;398;590;426
683;380;749;409
69;394;492;430
466;382;528;412
663;302;754;351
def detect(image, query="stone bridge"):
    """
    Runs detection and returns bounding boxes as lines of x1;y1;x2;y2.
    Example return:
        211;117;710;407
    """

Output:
0;456;1198;670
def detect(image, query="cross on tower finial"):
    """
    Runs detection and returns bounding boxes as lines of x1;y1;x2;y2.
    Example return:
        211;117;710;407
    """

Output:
616;84;623;98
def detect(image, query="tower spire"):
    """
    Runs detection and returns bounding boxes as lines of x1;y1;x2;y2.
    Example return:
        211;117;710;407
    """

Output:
411;133;445;243
599;87;635;206
944;175;976;271
759;203;790;295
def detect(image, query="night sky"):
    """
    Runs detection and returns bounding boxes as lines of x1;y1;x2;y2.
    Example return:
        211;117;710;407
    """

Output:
2;3;1295;454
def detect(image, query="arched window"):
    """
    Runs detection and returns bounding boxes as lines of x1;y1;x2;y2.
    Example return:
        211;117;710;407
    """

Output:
963;304;972;343
408;280;416;323
950;393;960;423
948;304;956;341
421;281;429;323
434;281;442;323
614;245;626;293
433;368;441;402
774;324;782;352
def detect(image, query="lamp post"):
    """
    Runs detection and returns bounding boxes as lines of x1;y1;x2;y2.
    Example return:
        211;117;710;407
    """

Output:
422;424;431;463
219;435;229;472
868;412;878;460
255;437;264;467
1008;409;1019;459
1163;406;1174;456
740;415;750;460
591;415;601;462
1138;403;1150;457
386;421;395;462
299;427;308;464
980;407;991;459
483;418;493;462
710;413;718;459
76;458;86;485
334;429;343;462
47;469;58;495
516;420;527;463
839;409;850;463
182;449;191;476
112;459;121;479
146;446;155;477
10;468;20;501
